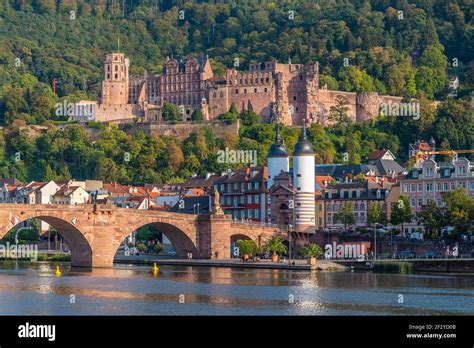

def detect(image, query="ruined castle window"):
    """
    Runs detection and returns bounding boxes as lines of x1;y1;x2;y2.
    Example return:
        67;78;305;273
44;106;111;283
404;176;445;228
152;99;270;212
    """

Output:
244;89;247;94
107;65;110;71
213;92;216;98
220;92;223;98
235;89;238;94
293;96;296;101
107;74;110;79
115;74;118;79
260;78;263;83
266;77;269;83
255;78;258;83
254;88;257;93
264;88;268;92
115;65;118;71
296;107;299;111
300;75;303;80
240;79;243;84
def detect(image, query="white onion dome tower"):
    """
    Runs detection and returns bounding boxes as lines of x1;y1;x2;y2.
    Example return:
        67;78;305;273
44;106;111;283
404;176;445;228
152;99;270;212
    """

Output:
267;125;289;190
292;122;316;232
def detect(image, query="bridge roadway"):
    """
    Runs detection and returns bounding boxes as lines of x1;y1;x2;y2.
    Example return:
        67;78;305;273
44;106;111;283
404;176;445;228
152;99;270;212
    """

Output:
0;203;287;267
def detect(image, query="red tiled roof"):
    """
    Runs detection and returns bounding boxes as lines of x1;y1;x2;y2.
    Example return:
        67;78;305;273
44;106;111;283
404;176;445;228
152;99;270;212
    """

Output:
367;149;389;160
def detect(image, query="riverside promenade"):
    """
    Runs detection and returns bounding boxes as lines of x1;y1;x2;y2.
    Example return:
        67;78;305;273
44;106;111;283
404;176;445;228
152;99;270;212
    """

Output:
114;255;348;271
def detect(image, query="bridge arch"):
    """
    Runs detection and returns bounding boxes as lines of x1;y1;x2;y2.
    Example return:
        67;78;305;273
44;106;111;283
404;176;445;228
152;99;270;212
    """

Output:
115;221;200;259
2;215;92;267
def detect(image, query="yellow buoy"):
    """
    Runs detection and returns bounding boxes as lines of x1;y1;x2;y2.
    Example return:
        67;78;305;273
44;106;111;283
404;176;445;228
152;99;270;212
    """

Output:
55;265;62;277
152;262;159;272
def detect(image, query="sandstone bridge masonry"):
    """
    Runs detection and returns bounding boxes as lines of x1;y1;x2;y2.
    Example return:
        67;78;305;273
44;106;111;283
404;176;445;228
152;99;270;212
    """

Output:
0;204;286;267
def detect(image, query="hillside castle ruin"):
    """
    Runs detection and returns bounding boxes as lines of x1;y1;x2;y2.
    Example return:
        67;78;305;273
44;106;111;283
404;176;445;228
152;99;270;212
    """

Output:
74;52;404;126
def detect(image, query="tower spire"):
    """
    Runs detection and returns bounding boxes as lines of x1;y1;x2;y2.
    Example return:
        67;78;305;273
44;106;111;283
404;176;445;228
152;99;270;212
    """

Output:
275;124;282;144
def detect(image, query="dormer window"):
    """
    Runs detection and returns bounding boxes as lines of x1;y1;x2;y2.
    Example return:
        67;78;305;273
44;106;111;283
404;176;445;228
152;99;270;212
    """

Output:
457;166;466;175
413;170;418;178
426;167;433;177
444;168;451;177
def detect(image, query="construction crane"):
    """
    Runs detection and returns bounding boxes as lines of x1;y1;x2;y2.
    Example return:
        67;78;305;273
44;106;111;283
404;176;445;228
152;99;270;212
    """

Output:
414;150;474;165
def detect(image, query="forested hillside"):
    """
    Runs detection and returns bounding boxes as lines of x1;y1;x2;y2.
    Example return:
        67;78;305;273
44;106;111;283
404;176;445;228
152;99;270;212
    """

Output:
0;0;472;183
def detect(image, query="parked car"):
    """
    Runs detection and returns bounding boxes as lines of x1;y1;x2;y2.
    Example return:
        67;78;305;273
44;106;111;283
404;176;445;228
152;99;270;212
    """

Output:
167;249;177;256
397;251;416;259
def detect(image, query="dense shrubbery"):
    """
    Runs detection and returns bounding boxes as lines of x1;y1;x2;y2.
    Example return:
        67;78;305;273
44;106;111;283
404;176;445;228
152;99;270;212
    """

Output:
0;0;471;183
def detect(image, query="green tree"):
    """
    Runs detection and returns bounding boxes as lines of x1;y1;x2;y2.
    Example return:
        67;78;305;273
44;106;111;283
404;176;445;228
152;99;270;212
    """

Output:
218;102;239;123
162;102;181;122
443;188;474;234
328;95;351;125
300;243;324;258
239;109;259;126
264;236;288;256
416;198;444;238
335;202;355;231
235;239;258;257
390;195;412;234
191;107;204;121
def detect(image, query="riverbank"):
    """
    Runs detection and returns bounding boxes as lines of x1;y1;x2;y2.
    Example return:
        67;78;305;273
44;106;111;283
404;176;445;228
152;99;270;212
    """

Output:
335;258;474;274
114;255;348;271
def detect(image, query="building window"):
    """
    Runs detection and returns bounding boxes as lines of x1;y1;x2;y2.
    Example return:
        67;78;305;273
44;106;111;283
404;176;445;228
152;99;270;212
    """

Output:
437;183;442;191
426;167;433;177
410;199;415;207
444;182;449;190
458;166;466;175
235;89;239;94
403;184;408;193
411;184;416;192
426;183;433;192
254;195;259;204
293;96;296;101
254;88;257;93
418;198;422;207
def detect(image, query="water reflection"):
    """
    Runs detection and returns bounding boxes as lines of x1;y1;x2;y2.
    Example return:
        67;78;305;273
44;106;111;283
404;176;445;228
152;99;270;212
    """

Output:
0;261;473;316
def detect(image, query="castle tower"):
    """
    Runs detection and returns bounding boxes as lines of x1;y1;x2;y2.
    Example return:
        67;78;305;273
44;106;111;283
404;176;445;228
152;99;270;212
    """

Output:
267;125;290;221
292;122;315;232
101;52;129;105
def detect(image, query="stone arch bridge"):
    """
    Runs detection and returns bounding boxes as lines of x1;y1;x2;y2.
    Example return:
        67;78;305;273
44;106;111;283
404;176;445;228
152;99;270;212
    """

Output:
0;204;287;267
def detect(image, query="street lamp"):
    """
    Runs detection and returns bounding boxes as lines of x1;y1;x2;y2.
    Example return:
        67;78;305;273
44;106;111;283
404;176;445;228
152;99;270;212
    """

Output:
197;203;200;215
288;224;292;267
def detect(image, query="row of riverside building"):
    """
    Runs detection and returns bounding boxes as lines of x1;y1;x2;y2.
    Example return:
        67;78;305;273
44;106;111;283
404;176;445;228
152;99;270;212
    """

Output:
1;131;472;237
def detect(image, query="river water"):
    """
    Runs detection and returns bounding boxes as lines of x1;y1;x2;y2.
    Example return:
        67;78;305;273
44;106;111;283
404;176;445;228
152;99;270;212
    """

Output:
0;261;473;315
